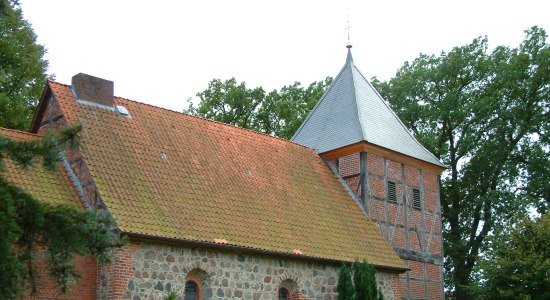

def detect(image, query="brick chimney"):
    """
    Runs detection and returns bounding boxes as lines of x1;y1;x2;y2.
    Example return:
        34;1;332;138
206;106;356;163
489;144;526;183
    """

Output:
71;73;114;107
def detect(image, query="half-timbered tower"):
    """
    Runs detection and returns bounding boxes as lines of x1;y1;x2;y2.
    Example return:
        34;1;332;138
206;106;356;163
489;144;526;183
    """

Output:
293;46;446;300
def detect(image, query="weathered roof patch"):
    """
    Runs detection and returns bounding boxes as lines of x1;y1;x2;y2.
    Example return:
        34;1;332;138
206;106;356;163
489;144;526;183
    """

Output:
41;81;405;269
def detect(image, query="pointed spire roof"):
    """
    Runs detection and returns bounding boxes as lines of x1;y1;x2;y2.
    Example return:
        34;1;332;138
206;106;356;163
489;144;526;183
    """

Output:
292;49;444;168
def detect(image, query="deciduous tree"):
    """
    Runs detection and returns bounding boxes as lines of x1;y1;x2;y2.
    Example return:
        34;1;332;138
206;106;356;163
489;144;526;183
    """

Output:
256;78;332;139
0;0;49;130
188;78;265;129
373;26;549;299
187;77;332;139
477;215;549;299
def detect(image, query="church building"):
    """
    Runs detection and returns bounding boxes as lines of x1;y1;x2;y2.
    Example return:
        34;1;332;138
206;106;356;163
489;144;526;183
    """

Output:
3;47;444;299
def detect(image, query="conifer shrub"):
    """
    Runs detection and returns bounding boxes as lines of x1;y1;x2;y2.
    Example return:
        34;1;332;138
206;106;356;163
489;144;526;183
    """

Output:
338;263;355;300
338;260;382;299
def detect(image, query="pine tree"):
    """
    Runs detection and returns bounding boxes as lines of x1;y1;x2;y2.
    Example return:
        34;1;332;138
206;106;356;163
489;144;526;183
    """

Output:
372;27;549;297
0;124;124;298
338;263;355;300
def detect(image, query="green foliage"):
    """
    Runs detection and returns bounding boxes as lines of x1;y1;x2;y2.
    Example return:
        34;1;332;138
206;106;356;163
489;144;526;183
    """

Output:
338;263;355;300
372;26;549;298
377;288;384;300
165;291;178;300
353;260;377;300
338;261;382;300
186;77;332;139
0;0;49;130
0;125;123;298
190;78;265;129
476;215;549;299
257;78;332;139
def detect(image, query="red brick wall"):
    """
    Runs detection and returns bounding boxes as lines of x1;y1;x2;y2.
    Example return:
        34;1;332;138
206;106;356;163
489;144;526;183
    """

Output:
22;93;100;299
20;246;98;300
99;241;140;299
291;292;307;300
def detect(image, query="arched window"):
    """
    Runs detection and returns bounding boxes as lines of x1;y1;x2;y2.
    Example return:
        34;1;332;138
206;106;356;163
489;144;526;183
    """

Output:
278;287;290;300
184;281;198;300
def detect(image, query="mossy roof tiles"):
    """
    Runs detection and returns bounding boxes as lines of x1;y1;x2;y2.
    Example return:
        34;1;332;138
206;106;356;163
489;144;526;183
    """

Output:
0;128;83;208
48;81;404;269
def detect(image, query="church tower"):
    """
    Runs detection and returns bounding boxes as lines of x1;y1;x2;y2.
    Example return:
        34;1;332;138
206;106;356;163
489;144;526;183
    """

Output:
293;46;446;300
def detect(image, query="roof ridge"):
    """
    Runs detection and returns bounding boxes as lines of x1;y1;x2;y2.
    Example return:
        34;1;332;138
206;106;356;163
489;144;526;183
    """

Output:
348;60;365;142
49;81;316;153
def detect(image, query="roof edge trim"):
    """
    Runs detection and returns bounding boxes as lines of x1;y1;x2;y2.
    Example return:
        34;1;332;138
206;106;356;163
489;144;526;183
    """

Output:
321;156;370;217
60;152;93;210
351;65;445;167
30;82;53;133
291;58;351;142
322;141;446;173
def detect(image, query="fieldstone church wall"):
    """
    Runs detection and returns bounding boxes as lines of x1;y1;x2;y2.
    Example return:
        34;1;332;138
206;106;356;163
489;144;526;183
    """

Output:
99;240;397;300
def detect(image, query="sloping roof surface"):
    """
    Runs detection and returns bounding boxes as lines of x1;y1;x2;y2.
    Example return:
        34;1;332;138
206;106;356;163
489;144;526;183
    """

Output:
292;49;444;167
47;81;404;268
0;128;83;208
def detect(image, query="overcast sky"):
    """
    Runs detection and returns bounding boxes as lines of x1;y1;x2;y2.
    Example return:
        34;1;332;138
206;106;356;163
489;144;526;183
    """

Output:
20;0;550;112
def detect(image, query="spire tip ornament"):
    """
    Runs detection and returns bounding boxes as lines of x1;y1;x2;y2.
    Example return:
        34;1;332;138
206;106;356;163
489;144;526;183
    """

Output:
345;16;352;49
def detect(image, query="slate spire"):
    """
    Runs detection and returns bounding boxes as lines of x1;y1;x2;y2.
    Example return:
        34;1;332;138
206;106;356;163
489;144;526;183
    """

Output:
292;48;444;168
346;47;353;63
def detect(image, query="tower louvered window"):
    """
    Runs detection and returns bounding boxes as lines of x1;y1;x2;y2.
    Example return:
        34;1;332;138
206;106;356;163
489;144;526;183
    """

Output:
387;181;397;203
413;188;421;209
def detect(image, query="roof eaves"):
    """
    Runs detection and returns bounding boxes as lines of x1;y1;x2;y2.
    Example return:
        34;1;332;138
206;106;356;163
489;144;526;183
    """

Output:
0;127;41;140
125;231;408;273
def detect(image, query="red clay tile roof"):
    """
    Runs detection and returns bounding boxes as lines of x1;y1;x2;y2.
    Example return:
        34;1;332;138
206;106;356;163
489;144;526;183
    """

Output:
46;81;404;269
0;128;83;208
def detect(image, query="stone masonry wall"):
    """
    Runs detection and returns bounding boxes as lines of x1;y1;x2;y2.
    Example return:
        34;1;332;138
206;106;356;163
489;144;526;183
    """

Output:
100;239;397;300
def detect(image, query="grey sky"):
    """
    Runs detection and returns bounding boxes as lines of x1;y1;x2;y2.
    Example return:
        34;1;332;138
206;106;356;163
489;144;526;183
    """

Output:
20;0;550;112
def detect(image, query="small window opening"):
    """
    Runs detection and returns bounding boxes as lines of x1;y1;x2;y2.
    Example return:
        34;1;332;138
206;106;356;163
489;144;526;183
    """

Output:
387;181;397;203
413;188;421;210
184;281;198;300
278;287;290;300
